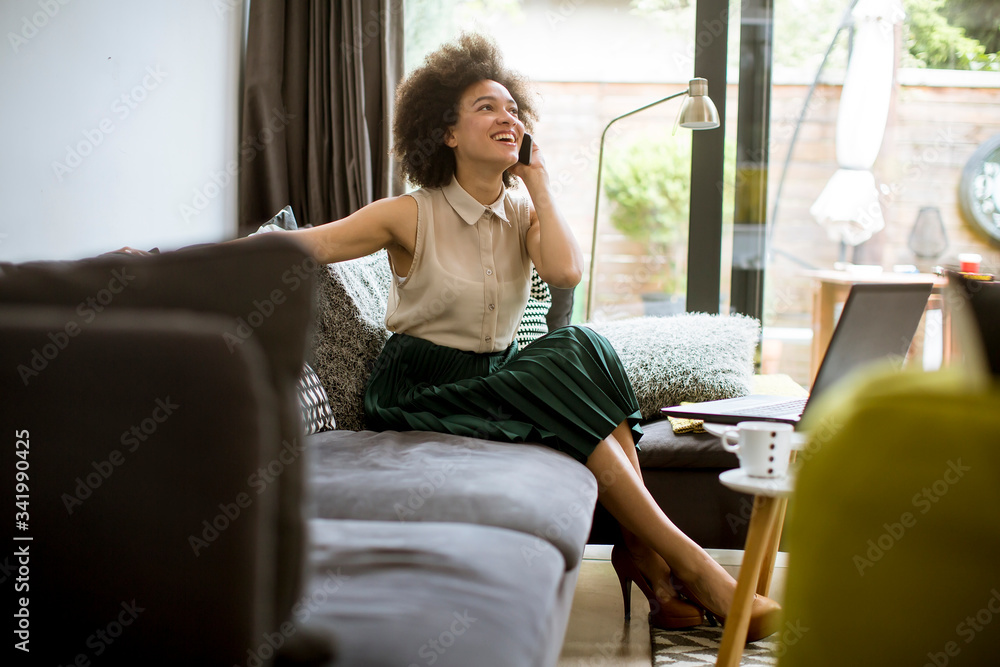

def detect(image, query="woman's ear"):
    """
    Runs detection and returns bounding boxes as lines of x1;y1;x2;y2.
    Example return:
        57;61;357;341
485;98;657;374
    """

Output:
444;127;457;148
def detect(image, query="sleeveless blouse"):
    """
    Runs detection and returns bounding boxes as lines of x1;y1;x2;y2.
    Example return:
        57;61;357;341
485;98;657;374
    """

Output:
385;177;533;353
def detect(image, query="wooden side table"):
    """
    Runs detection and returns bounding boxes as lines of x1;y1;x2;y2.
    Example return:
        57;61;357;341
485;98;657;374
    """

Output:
714;471;795;667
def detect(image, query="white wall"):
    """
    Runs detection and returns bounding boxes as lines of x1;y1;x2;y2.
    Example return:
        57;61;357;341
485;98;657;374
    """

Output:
0;0;245;262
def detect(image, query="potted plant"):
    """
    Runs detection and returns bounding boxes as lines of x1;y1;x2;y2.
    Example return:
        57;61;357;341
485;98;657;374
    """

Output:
602;134;692;316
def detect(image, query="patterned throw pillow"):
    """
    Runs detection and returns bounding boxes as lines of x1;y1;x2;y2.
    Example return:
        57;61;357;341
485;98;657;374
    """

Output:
516;269;551;348
297;363;336;434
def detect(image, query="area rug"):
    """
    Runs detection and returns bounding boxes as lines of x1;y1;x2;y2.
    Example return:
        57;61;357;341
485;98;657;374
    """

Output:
651;625;778;666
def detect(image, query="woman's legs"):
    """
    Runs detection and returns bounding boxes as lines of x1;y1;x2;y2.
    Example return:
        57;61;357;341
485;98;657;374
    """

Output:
587;427;739;616
605;422;678;599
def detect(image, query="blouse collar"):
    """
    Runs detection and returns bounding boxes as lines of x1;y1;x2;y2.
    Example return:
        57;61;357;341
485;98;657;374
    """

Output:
442;176;511;226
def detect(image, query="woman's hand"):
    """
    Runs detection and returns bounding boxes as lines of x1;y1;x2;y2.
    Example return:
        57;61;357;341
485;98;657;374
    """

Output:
508;136;547;187
515;137;585;288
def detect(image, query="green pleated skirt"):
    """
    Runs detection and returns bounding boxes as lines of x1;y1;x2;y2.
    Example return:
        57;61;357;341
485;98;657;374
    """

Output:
363;325;643;463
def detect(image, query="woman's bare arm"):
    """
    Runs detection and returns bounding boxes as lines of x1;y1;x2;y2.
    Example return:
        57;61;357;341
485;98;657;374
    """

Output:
288;195;417;264
109;195;418;264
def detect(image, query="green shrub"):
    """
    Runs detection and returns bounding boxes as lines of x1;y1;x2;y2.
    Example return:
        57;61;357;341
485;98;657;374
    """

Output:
603;135;692;249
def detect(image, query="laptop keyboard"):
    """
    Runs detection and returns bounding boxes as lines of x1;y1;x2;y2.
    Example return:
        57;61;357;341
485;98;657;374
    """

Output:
730;398;808;417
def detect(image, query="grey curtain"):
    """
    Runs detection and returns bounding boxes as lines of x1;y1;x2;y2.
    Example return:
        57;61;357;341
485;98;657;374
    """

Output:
239;0;404;236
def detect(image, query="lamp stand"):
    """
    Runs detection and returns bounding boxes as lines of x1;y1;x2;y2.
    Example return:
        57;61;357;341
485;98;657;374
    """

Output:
585;89;695;321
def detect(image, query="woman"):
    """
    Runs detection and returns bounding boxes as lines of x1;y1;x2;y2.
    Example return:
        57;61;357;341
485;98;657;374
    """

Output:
130;33;780;637
298;33;781;639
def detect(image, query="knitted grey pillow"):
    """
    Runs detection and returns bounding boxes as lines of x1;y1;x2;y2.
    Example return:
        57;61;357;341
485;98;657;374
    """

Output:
583;314;759;420
310;251;391;431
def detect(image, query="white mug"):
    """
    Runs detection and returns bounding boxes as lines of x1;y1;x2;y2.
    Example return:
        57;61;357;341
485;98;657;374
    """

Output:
722;421;793;478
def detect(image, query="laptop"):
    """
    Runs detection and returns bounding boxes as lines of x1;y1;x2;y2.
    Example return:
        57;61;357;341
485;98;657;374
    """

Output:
660;282;935;425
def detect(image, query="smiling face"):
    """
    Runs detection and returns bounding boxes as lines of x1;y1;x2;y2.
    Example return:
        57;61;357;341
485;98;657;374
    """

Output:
445;79;525;173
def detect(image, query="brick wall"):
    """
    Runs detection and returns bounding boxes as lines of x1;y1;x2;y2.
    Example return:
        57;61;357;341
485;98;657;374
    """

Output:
531;77;1000;382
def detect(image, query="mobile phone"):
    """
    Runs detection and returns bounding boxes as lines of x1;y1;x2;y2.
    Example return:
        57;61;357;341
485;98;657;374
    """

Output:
518;133;533;165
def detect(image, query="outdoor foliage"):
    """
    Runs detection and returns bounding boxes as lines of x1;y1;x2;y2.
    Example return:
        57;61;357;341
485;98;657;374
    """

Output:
631;0;1000;72
941;0;1000;54
903;0;1000;71
603;135;692;249
601;134;697;295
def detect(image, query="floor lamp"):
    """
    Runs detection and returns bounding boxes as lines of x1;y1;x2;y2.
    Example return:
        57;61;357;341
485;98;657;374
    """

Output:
585;78;721;321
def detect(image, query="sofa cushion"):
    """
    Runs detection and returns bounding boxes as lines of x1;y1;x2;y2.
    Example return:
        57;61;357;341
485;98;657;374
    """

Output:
0;234;314;632
0;307;286;663
305;429;597;569
310;251;392;431
304;518;566;667
635;418;739;469
583;313;759;420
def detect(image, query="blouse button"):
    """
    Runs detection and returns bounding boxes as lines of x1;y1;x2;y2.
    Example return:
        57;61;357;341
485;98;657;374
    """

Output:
486;269;493;276
488;303;495;311
485;336;492;342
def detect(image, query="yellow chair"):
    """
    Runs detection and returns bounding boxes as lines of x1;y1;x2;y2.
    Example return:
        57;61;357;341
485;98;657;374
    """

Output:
779;364;1000;666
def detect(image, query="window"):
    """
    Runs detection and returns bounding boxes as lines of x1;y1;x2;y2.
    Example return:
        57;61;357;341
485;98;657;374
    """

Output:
759;0;1000;386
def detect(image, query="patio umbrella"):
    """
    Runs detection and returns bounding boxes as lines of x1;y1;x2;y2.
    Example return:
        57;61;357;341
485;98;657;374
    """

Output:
810;0;903;246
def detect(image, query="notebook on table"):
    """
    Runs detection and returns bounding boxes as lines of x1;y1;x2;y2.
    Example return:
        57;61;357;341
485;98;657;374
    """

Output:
660;282;935;426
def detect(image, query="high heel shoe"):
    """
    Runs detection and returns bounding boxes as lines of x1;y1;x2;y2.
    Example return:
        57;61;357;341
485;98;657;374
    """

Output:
673;579;782;643
610;545;704;630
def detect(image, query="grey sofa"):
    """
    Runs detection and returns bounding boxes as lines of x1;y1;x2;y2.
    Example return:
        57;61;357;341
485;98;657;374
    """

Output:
0;235;595;667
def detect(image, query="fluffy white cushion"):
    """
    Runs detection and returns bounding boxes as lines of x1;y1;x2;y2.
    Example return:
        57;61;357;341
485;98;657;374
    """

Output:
583;314;759;420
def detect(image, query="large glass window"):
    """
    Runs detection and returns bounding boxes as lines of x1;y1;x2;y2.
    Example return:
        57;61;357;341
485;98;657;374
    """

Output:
761;0;1000;386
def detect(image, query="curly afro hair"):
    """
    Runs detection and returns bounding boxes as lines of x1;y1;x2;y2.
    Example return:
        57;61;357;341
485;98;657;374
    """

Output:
393;33;538;190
